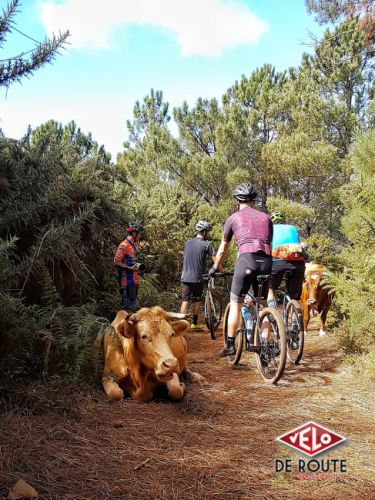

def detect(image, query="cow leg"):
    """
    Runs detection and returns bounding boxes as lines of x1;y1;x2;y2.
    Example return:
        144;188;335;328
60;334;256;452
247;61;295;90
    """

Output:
166;373;185;401
318;307;329;336
302;304;310;336
183;369;207;387
102;363;125;401
102;376;124;401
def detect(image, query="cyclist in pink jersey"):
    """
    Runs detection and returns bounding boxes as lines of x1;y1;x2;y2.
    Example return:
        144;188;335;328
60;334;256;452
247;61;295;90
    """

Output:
209;183;273;357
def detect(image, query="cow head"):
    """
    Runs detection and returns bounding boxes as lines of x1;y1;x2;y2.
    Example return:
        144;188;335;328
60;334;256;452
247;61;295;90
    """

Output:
305;265;326;306
114;307;189;382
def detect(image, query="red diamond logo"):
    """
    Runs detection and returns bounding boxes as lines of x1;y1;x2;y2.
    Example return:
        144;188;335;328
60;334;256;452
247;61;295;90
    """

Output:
277;421;346;457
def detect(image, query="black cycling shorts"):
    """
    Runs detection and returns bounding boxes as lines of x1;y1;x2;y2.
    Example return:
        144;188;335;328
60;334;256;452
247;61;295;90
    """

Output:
181;282;203;302
271;260;305;300
231;252;272;303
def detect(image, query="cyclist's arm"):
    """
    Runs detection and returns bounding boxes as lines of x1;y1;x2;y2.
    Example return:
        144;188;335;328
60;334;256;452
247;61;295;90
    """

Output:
212;239;230;271
206;240;224;272
211;254;224;272
114;243;134;270
114;244;126;268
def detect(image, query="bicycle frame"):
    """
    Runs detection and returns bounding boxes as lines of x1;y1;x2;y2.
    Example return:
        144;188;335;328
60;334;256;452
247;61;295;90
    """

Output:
275;289;289;318
274;269;300;317
241;275;269;351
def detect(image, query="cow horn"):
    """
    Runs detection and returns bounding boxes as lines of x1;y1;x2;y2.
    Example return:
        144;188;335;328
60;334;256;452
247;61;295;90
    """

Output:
127;313;137;323
166;312;189;320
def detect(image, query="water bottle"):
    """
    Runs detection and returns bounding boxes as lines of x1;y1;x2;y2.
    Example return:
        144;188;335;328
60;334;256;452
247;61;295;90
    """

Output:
241;304;253;341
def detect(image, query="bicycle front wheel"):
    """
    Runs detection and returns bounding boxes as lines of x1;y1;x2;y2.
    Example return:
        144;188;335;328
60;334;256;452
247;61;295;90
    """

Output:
285;300;304;364
204;291;214;335
223;303;244;365
254;307;286;384
204;290;222;339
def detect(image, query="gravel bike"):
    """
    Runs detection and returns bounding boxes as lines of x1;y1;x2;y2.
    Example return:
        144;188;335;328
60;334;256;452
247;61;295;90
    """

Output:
223;274;287;384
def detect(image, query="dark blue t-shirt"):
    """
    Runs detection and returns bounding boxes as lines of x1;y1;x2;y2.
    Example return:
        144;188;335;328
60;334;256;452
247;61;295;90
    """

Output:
181;238;215;283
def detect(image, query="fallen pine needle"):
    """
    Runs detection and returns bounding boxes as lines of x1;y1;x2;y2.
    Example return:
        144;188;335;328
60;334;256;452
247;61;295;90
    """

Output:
134;458;150;470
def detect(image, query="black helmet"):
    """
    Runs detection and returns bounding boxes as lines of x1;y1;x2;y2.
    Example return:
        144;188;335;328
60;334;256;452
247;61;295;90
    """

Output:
195;220;213;232
233;183;257;202
127;221;144;233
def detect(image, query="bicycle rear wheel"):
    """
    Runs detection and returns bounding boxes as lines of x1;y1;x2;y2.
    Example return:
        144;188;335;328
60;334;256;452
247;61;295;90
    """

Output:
223;303;244;365
204;290;222;339
285;300;304;364
254;307;286;384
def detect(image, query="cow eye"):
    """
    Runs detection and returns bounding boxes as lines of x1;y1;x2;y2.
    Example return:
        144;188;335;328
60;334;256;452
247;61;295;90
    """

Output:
140;334;148;341
170;331;175;337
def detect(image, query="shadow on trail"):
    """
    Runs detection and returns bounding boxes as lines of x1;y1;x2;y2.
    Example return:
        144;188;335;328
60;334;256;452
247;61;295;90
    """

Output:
217;336;341;389
281;338;341;386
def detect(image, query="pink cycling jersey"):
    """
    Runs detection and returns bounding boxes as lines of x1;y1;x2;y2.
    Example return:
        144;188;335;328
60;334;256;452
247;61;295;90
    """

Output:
223;207;273;255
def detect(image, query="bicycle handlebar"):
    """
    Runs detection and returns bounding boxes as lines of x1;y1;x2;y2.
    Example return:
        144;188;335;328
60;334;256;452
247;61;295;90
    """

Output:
202;271;234;279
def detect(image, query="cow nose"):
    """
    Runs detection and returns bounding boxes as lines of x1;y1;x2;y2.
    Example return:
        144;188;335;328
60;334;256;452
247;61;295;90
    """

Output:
162;358;178;371
307;299;316;305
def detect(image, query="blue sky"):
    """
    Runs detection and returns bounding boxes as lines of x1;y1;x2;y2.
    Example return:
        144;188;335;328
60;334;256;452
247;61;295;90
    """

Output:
0;0;323;159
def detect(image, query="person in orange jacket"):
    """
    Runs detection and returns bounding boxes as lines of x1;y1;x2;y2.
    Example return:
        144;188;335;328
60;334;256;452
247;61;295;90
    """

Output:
114;222;144;312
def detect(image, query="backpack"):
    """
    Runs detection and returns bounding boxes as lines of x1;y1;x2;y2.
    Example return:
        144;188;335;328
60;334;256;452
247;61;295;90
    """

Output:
272;243;304;261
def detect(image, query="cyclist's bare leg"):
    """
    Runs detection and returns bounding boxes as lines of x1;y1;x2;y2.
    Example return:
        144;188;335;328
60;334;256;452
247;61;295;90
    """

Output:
267;287;277;309
219;300;242;356
180;301;189;314
186;299;201;328
192;300;200;316
259;298;271;340
227;301;242;339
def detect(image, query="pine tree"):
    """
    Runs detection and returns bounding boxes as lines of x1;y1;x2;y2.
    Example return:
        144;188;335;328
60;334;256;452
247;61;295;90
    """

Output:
306;0;375;44
0;123;124;385
329;129;375;364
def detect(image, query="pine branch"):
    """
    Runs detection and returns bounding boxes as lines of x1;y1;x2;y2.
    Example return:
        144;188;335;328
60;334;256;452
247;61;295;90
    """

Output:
0;30;70;87
0;0;18;48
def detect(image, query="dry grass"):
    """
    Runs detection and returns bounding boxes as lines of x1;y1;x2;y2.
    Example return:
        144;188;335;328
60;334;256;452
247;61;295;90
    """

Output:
1;321;375;499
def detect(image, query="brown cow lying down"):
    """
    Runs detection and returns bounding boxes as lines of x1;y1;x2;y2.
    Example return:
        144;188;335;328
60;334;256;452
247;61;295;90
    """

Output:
301;263;332;337
102;306;206;402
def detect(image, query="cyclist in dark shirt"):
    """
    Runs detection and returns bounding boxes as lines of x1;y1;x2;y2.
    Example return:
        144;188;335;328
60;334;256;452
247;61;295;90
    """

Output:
209;183;273;356
181;221;216;330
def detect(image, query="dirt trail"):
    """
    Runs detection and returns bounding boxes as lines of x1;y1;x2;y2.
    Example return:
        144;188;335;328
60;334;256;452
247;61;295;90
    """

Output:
1;322;375;499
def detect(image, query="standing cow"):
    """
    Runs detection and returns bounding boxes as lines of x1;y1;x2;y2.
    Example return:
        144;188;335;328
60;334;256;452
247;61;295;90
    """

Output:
301;263;332;336
102;306;206;402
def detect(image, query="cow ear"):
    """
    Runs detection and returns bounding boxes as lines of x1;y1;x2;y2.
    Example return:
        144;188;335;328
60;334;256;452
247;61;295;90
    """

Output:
116;318;136;338
171;319;189;337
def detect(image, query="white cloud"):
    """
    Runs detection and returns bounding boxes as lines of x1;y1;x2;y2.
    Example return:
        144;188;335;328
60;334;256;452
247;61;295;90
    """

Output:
40;0;268;57
0;96;131;160
0;77;231;160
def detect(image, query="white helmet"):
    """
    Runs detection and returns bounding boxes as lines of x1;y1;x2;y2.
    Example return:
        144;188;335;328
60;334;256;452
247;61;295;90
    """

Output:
195;220;213;232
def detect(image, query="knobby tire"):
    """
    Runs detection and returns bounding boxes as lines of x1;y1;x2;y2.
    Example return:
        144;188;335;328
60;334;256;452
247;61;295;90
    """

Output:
254;307;286;384
285;300;304;364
